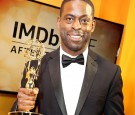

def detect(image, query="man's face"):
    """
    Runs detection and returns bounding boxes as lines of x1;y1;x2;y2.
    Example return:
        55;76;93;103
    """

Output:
57;0;96;55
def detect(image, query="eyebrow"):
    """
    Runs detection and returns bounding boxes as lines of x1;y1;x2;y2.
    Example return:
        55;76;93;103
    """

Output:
63;14;90;18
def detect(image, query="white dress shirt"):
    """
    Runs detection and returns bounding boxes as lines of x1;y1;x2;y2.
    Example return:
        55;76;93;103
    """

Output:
60;47;88;115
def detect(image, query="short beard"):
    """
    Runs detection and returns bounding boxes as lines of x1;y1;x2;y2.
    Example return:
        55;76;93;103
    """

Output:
62;38;88;53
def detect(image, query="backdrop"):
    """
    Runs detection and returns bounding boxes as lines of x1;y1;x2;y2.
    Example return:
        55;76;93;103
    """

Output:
0;0;123;93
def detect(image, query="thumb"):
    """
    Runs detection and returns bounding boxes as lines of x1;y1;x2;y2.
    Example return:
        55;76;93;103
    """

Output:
32;87;39;95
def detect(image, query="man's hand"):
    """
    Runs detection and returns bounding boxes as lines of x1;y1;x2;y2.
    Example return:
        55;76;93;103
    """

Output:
17;87;39;111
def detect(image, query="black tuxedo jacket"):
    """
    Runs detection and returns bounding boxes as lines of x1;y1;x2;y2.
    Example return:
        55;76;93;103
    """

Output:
11;48;124;115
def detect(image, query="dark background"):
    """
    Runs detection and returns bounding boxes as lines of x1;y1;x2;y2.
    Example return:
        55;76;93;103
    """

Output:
89;18;123;63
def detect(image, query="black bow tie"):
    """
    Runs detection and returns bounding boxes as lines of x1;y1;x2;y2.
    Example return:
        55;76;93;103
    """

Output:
62;54;84;68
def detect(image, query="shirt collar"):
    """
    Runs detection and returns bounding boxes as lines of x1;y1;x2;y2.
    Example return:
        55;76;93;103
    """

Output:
60;46;88;65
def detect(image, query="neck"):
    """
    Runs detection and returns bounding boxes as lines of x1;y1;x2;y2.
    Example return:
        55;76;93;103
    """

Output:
61;46;87;56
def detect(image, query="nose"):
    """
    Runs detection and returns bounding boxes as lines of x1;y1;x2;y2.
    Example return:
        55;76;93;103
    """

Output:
72;19;81;30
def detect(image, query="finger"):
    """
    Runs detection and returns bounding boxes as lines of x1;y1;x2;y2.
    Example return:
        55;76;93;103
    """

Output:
18;104;35;111
18;99;36;106
18;88;33;95
18;88;39;97
18;99;35;111
17;93;37;101
32;88;39;95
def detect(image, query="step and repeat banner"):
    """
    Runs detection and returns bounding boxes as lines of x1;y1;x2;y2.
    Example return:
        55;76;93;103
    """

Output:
0;0;123;93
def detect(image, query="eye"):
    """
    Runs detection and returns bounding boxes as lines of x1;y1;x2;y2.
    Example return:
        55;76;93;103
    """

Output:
80;18;90;25
66;17;74;24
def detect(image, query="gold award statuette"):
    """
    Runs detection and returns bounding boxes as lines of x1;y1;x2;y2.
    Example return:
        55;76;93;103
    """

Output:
8;39;45;115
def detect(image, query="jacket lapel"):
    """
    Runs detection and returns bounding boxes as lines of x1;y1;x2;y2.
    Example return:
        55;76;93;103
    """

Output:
48;49;67;115
75;49;98;115
47;48;98;115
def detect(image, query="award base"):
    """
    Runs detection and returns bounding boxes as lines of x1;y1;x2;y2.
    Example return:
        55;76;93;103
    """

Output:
8;111;43;115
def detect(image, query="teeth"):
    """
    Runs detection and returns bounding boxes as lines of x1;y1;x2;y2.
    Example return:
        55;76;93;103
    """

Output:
70;35;81;38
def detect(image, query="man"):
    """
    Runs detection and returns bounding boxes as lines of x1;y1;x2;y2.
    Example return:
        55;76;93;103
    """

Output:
11;0;124;115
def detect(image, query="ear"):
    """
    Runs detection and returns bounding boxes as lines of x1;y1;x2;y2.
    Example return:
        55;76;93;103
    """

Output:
91;19;96;32
57;17;61;29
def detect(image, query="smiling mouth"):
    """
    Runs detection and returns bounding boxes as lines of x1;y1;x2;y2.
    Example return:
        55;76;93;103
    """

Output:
68;34;83;42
